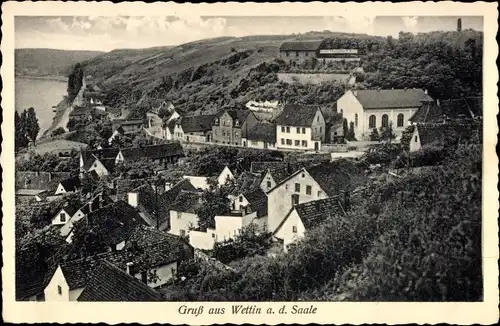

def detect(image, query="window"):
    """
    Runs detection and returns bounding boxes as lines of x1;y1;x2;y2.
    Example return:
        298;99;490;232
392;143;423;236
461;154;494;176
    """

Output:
301;173;305;178
286;139;292;145
296;127;300;133
317;191;323;197
281;138;285;145
319;126;322;132
355;113;358;127
285;184;288;190
267;181;272;189
60;212;66;222
291;194;299;206
295;51;299;57
281;126;285;132
239;196;243;202
414;136;418;143
57;285;62;295
295;140;300;146
215;130;218;136
177;211;182;219
317;115;319;122
295;183;301;193
286;127;290;133
302;127;306;134
306;185;312;195
302;140;307;147
286;52;290;57
93;163;97;168
180;229;186;237
369;115;376;129
251;140;257;145
382;114;389;128
235;133;239;138
397;114;404;127
235;120;240;126
305;52;309;57
292;226;297;233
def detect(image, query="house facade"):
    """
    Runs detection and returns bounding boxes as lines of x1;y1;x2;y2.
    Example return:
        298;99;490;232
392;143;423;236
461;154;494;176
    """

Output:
173;115;216;143
44;266;85;302
54;177;81;195
266;168;328;233
242;122;277;149
276;104;325;151
212;109;259;145
168;191;203;237
278;40;322;60
336;89;433;140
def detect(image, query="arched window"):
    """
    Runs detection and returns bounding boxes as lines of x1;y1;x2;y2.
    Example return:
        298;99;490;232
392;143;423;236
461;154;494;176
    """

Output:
382;114;389;128
397;114;404;127
369;115;376;129
355;114;358;127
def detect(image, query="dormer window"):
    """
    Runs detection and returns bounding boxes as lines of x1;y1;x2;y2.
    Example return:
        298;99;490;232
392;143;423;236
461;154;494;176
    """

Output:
235;120;240;127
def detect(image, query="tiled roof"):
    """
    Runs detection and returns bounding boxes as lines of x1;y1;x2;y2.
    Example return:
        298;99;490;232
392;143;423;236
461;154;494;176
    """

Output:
69;106;88;117
16;171;72;191
250;161;289;174
274;196;346;236
228;171;262;195
129;184;172;228
120;142;184;161
242;188;268;217
306;162;368;197
59;176;81;192
279;40;322;52
166;119;177;133
409;97;482;123
353;89;433;109
169;191;203;213
268;166;292;184
59;201;82;217
79;192;114;215
84;148;120;161
224;109;252;123
415;124;478;148
179;114;217;133
245;123;277;143
275;104;321;127
16;189;48;196
77;261;164;301
295;196;346;229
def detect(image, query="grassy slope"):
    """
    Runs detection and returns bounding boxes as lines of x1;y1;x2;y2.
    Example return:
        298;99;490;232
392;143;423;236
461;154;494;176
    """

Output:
15;48;104;77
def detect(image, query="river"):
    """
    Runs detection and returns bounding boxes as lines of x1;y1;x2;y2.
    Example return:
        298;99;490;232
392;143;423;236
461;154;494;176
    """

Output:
15;76;68;136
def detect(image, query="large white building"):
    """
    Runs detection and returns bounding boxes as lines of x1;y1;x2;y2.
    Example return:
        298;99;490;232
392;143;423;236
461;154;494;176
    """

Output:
336;89;433;140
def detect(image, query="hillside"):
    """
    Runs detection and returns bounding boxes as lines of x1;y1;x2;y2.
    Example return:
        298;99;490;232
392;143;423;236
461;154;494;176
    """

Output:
80;29;482;116
15;48;103;77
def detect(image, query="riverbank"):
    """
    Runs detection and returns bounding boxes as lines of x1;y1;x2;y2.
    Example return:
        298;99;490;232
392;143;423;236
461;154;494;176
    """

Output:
16;75;68;82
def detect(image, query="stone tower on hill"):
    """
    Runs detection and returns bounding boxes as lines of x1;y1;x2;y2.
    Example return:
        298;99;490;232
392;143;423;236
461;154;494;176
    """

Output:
457;18;462;32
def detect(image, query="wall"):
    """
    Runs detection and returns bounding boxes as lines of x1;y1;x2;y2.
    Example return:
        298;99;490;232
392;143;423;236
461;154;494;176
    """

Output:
280;50;316;60
409;127;422;152
233;193;250;211
215;212;258;242
266;170;328;233
44;267;84;301
273;209;306;253
336;90;364;139
212;112;235;144
217;167;234;186
277;73;351;85
363;108;415;139
173;124;185;141
169;210;199;236
242;138;276;150
183;176;210;190
87;158;109;176
60;209;85;236
54;183;68;195
190;229;217;250
52;209;70;225
276;125;320;151
260;171;277;193
311;109;326;142
134;261;178;288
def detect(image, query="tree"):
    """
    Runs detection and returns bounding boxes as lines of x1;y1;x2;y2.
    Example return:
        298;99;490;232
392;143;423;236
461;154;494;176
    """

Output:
369;128;380;141
346;121;356;141
67;63;84;100
15;111;29;151
379;122;396;142
195;179;231;231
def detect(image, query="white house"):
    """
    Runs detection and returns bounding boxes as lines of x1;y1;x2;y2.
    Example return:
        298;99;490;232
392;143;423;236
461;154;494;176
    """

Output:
51;202;81;226
273;196;346;252
266;163;363;234
44;265;86;301
173;115;216;143
168;191;204;237
275;104;325;152
183;166;234;191
54;176;81;195
336;89;433;140
217;166;234;186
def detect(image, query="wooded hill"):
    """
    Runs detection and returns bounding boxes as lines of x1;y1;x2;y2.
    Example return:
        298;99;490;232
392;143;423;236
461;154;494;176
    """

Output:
79;29;483;117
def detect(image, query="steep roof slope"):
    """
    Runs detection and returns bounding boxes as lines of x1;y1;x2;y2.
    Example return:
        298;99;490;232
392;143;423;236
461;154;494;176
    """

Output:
275;104;321;127
354;89;433;109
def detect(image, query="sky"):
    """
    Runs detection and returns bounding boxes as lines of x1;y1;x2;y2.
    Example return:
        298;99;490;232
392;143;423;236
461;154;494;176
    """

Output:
15;16;484;52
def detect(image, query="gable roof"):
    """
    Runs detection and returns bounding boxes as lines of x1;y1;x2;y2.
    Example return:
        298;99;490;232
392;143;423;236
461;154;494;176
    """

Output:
223;109;252;123
120;142;184;161
409;97;482;123
57;201;82;217
275;104;321;127
179;114;217;133
16;171;73;191
279;40;322;52
78;192;114;215
306;162;368;196
169;191;203;213
241;188;268;217
166;119;177;133
415;123;478;148
59;176;81;192
274;196;346;236
246;123;277;143
77;261;164;302
353;89;433;109
83;148;120;162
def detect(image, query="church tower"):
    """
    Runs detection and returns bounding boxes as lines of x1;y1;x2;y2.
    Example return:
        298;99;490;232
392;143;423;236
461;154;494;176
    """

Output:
457;18;462;32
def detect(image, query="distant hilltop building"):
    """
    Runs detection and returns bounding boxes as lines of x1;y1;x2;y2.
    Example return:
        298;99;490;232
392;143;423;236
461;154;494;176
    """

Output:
278;40;360;62
457;18;462;32
245;100;282;113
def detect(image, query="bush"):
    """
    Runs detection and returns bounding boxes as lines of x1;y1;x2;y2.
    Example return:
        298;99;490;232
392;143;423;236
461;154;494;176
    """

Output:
50;127;66;137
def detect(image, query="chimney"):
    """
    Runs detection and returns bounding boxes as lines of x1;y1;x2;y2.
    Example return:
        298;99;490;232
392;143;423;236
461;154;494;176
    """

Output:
165;182;172;192
343;191;351;211
128;192;139;208
48;172;52;182
424;89;428;95
437;99;440;106
88;201;94;213
126;262;133;275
